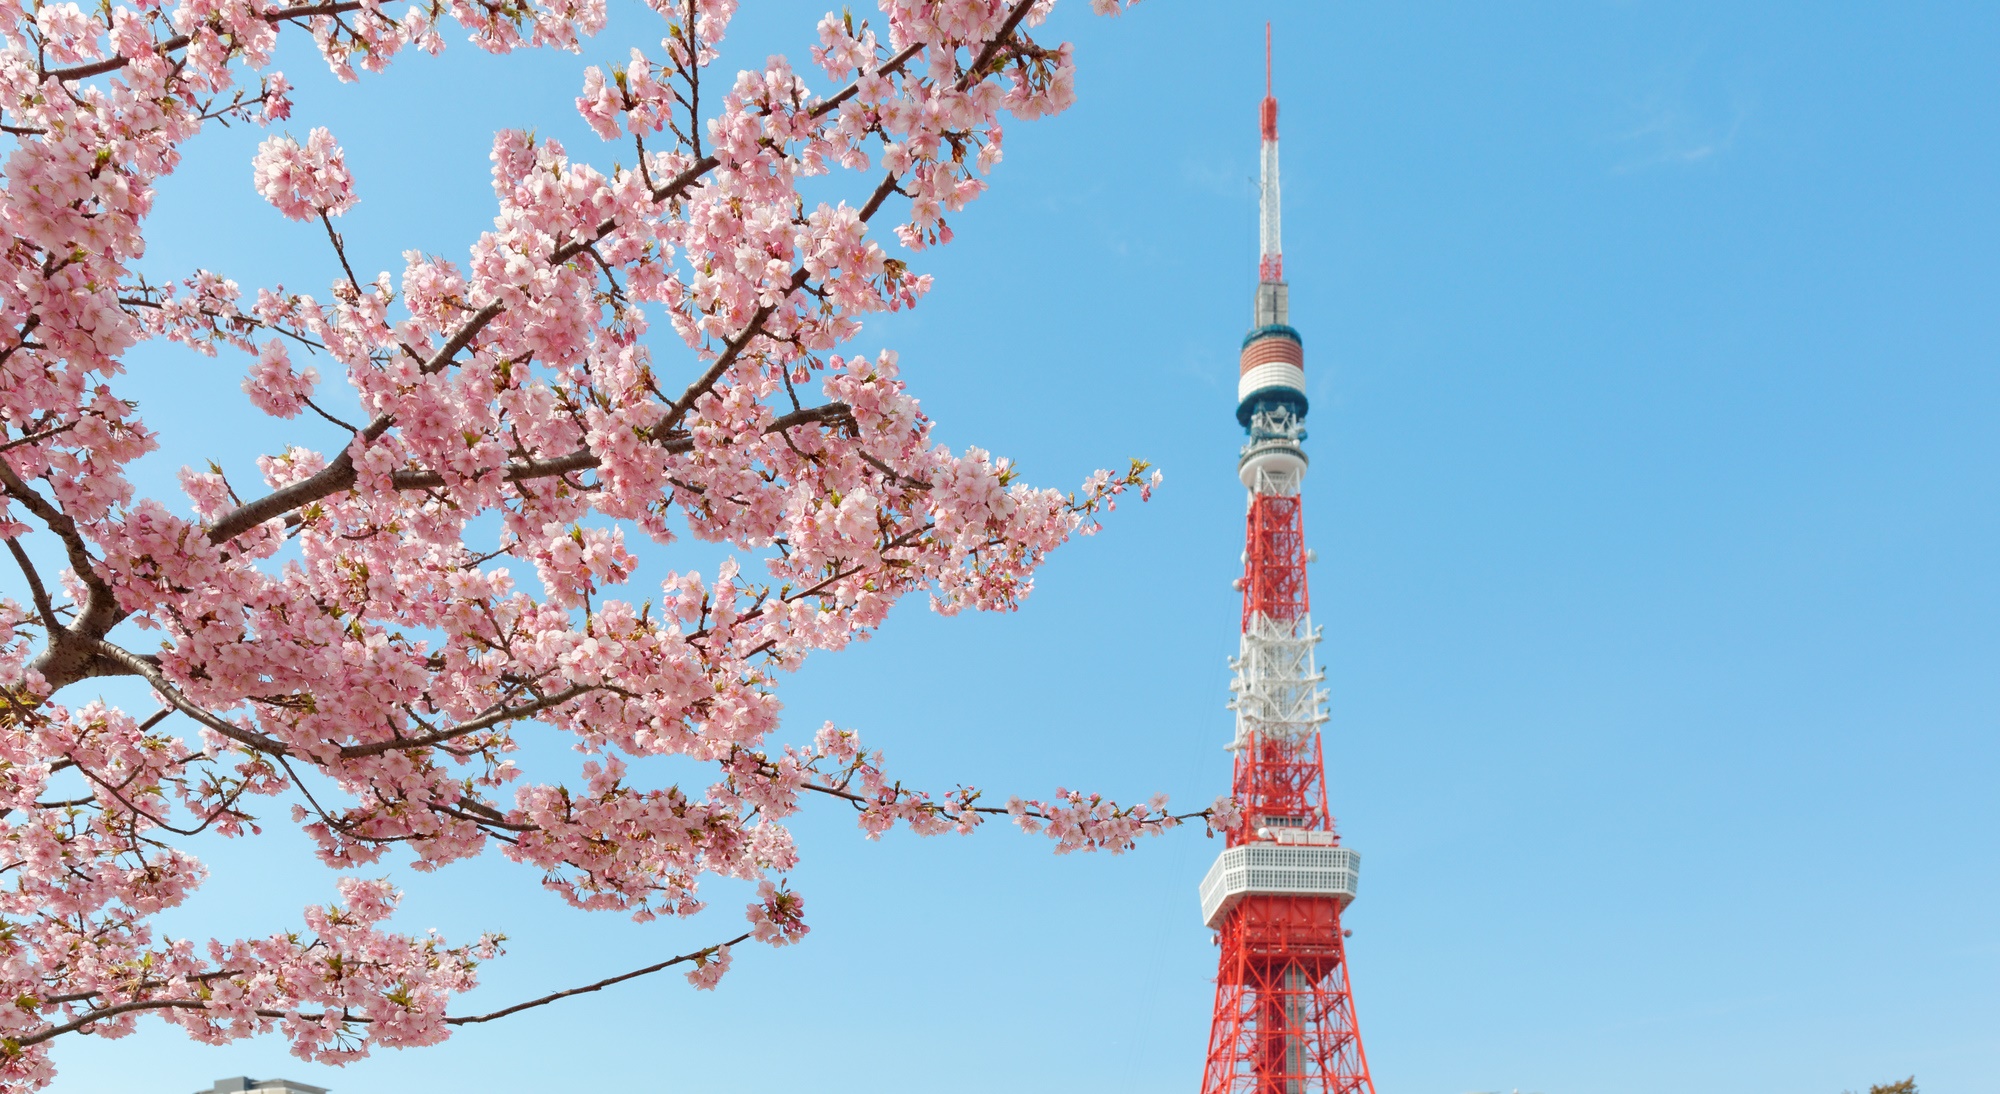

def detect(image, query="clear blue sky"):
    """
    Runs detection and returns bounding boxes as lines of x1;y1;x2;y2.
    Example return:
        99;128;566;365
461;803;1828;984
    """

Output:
26;2;2000;1093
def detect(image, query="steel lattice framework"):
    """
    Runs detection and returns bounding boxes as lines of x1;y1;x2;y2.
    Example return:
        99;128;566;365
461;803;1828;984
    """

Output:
1197;29;1376;1094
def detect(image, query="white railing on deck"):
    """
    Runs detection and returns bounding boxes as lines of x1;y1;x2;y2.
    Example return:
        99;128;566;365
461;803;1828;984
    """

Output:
1199;841;1360;929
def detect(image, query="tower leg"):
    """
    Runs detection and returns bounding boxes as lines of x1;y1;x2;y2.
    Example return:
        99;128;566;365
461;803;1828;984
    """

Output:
1200;897;1374;1094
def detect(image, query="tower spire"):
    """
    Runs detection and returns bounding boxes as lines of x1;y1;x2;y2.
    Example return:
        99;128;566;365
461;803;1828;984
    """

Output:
1199;31;1377;1094
1257;21;1284;292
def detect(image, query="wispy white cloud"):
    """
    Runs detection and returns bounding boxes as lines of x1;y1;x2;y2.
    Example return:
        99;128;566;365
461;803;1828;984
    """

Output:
1180;152;1256;201
1609;48;1754;174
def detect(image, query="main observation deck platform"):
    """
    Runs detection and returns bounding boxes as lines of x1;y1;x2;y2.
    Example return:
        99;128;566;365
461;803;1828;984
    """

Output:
1198;831;1361;930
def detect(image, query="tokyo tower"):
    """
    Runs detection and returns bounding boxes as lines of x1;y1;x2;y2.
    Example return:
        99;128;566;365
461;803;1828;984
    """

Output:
1196;28;1376;1094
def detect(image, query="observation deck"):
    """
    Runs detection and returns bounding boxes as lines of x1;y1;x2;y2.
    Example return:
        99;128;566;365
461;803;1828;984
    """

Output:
1198;830;1361;929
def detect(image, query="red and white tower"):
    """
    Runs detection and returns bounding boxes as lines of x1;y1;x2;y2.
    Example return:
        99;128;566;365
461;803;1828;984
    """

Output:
1197;30;1377;1094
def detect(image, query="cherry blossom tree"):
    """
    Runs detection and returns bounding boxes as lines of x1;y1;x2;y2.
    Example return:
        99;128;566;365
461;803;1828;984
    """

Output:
0;0;1235;1086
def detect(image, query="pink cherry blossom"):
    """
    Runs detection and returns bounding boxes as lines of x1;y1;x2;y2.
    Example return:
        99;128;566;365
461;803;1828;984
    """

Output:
0;0;1198;1087
683;944;732;990
253;128;358;221
242;339;319;417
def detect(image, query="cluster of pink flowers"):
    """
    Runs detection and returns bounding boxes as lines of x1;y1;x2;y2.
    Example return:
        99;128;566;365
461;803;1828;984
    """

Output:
0;0;1229;1087
252;128;359;221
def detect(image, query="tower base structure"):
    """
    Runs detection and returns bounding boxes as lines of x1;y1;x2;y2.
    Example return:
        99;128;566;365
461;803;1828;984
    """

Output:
1201;894;1372;1094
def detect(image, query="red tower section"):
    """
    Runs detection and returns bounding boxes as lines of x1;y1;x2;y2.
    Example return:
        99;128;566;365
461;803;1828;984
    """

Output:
1198;28;1375;1094
1199;496;1373;1094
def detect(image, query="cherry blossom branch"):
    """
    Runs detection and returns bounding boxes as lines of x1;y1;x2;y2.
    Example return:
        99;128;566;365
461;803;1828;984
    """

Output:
335;683;597;758
1;457;128;687
200;17;983;548
207;158;859;546
84;640;608;763
797;776;1227;847
725;730;1240;854
42;1;365;81
960;0;1039;91
386;402;854;492
4;536;58;633
0;422;77;454
16;998;207;1048
200;420;384;546
84;638;293;755
419;301;508;376
18;927;753;1050
796;779;1221;828
559;38;924;248
118;287;325;345
201;397;852;544
442;932;752;1025
0;461;109;615
814;42;923;117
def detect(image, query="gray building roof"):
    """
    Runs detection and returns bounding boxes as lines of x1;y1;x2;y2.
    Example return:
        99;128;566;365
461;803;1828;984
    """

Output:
197;1078;329;1094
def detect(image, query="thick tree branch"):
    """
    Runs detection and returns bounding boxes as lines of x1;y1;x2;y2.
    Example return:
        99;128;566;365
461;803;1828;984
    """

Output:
17;997;205;1047
85;639;294;756
420;300;506;375
202;294;507;546
1;457;128;688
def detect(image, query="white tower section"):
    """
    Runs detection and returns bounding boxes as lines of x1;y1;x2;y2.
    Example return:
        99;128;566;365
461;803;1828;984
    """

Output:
1228;413;1327;753
1260;134;1282;272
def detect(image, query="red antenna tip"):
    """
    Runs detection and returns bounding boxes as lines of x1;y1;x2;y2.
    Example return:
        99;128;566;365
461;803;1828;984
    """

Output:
1260;23;1278;140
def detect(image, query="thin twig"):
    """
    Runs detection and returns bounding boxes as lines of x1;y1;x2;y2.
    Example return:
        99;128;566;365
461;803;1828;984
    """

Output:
4;537;59;633
445;932;753;1025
